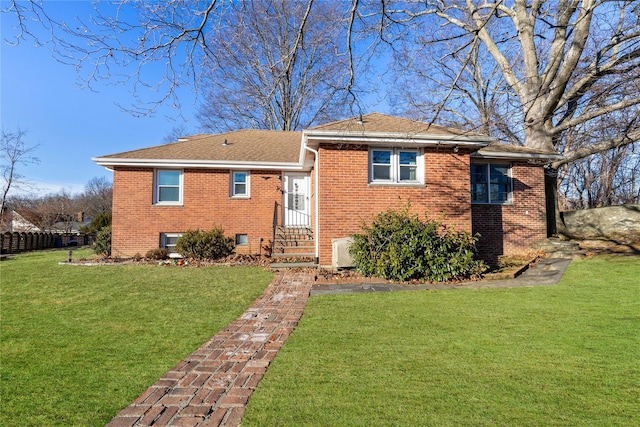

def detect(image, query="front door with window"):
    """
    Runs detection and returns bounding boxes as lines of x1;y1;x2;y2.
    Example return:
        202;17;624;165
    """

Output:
283;173;310;227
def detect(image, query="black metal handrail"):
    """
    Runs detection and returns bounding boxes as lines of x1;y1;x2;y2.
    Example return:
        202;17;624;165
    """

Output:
272;201;279;246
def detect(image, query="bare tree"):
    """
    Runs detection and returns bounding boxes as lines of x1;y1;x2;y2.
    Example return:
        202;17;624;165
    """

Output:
559;111;640;209
1;127;39;225
3;0;357;122
4;0;220;116
560;145;640;209
391;41;523;144
197;0;352;131
79;176;112;219
10;190;81;233
379;0;640;233
7;1;637;149
6;1;639;231
162;124;195;144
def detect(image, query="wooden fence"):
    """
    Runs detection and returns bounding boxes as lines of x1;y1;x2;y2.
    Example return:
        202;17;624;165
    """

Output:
1;232;94;254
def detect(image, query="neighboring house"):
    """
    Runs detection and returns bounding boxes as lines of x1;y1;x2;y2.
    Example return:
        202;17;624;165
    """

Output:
93;113;561;266
1;210;42;233
51;221;92;236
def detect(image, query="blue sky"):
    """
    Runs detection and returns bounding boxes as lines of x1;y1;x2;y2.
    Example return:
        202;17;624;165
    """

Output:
1;1;198;196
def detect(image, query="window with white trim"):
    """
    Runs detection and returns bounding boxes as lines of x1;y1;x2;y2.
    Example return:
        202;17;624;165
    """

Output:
369;148;423;184
154;169;183;205
231;171;250;197
471;163;512;204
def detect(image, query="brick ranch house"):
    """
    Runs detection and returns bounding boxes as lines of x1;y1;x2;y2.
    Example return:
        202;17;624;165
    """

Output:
93;113;562;266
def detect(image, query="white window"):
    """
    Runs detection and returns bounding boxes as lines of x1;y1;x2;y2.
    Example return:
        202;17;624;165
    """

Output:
160;233;183;255
154;169;183;205
231;171;250;197
235;234;248;245
369;148;423;184
471;163;512;204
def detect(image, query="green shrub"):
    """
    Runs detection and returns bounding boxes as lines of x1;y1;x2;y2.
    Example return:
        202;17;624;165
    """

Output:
349;206;483;282
92;225;111;256
145;248;170;260
175;227;235;260
79;213;112;235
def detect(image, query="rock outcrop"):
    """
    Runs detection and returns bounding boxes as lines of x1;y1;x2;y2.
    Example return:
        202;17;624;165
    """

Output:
562;204;640;245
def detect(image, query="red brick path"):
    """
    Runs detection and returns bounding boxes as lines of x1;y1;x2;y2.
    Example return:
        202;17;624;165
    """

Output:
106;270;313;427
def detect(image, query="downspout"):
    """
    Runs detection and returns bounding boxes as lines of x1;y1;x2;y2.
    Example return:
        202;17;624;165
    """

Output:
304;143;320;265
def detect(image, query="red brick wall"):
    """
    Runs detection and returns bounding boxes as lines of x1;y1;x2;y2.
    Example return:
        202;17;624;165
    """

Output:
112;155;548;265
471;162;547;264
112;167;281;257
317;144;472;265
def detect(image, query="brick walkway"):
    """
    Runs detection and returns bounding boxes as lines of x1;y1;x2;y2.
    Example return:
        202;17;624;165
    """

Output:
107;270;313;427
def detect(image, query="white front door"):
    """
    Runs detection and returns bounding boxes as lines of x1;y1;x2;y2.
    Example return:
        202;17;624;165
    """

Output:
283;173;310;227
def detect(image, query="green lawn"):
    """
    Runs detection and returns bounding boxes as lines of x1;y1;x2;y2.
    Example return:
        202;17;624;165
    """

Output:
243;255;640;426
0;249;272;426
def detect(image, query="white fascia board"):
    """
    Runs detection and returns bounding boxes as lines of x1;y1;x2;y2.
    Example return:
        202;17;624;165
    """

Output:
303;130;493;146
91;157;308;171
471;151;564;161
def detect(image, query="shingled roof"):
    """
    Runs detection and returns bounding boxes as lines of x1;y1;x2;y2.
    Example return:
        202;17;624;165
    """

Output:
93;114;563;169
93;130;303;167
309;112;485;137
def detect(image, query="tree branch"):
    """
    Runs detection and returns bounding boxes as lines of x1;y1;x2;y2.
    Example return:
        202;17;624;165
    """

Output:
553;129;640;168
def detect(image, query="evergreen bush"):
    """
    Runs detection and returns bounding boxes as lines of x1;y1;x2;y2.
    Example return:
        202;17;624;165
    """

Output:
349;206;483;282
92;225;111;256
79;213;112;235
175;227;235;260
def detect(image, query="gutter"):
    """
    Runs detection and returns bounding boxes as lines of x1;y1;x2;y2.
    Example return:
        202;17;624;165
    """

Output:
91;157;311;171
304;130;494;145
471;151;565;161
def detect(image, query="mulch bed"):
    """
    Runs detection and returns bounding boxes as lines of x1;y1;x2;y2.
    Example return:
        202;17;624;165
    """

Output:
68;253;273;267
67;252;543;286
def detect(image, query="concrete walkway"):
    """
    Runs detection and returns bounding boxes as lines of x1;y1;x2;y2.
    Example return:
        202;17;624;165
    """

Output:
311;257;572;295
106;270;313;427
107;257;571;426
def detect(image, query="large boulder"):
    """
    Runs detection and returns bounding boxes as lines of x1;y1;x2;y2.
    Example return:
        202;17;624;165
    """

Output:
562;204;640;244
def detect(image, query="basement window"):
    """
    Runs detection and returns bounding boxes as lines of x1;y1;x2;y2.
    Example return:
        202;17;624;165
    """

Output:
235;234;248;246
160;233;183;256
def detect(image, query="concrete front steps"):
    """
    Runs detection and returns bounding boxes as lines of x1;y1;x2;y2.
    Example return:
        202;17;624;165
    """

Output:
271;226;317;268
539;237;586;258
